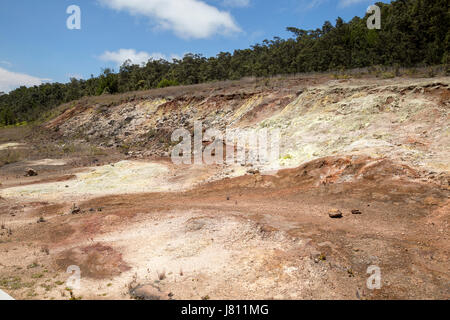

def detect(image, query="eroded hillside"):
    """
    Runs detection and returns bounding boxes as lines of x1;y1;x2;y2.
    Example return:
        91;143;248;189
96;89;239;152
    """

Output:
0;76;448;300
47;77;449;176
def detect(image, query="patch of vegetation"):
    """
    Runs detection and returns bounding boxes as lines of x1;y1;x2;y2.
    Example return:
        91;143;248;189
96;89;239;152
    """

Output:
157;270;166;281
333;73;351;80
0;149;24;167
381;72;396;79
41;284;53;291
0;277;35;291
27;262;39;269
66;288;83;300
27;290;37;298
157;79;179;88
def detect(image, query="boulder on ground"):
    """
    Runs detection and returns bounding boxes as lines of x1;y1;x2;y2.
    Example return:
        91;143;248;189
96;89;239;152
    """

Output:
247;169;260;175
328;209;343;219
70;204;81;215
25;168;38;177
130;284;169;301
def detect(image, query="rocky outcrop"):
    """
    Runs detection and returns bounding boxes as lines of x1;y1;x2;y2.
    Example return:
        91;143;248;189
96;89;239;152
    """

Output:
46;77;449;177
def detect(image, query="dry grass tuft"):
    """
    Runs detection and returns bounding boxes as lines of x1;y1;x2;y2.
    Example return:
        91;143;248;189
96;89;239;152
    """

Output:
156;270;166;281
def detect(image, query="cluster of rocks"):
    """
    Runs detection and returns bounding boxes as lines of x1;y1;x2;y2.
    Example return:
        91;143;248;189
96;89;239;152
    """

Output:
69;204;103;215
328;209;362;219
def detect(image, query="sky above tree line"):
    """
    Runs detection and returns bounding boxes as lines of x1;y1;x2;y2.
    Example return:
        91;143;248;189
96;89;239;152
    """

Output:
0;0;391;93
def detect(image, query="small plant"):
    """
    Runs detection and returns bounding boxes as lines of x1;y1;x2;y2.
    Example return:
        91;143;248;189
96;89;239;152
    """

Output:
157;79;179;89
157;270;166;281
381;72;395;79
41;284;52;291
119;143;131;154
27;290;37;297
66;288;82;300
394;64;401;77
0;149;23;166
333;73;351;80
127;273;138;291
427;67;436;78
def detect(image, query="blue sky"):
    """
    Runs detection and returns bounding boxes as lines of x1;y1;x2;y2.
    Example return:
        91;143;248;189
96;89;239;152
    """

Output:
0;0;390;92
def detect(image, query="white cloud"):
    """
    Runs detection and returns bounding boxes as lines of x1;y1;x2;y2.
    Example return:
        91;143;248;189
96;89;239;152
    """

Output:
98;0;241;39
0;61;12;67
339;0;372;7
222;0;250;7
306;0;327;9
299;0;372;10
100;49;179;67
0;67;50;93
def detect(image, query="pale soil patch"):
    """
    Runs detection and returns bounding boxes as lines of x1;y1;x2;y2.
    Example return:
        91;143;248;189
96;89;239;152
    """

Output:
53;211;343;300
0;143;26;151
0;160;218;201
25;159;68;166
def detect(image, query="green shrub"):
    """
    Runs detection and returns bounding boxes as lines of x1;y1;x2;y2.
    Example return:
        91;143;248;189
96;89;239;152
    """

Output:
381;72;395;79
157;79;179;88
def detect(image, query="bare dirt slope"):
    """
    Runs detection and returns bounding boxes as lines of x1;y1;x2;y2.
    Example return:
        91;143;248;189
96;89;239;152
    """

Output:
0;76;448;300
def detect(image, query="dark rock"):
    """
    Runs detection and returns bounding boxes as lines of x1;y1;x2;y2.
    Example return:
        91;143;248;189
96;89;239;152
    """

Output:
186;219;207;232
25;168;38;177
247;169;260;175
328;209;343;219
130;284;168;301
70;204;81;215
351;209;362;215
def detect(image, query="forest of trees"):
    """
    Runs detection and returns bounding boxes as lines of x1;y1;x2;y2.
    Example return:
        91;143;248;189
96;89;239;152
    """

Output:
1;0;449;126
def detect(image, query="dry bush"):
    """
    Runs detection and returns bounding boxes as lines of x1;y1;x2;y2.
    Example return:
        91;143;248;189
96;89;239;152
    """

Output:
156;270;166;281
0;149;25;167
